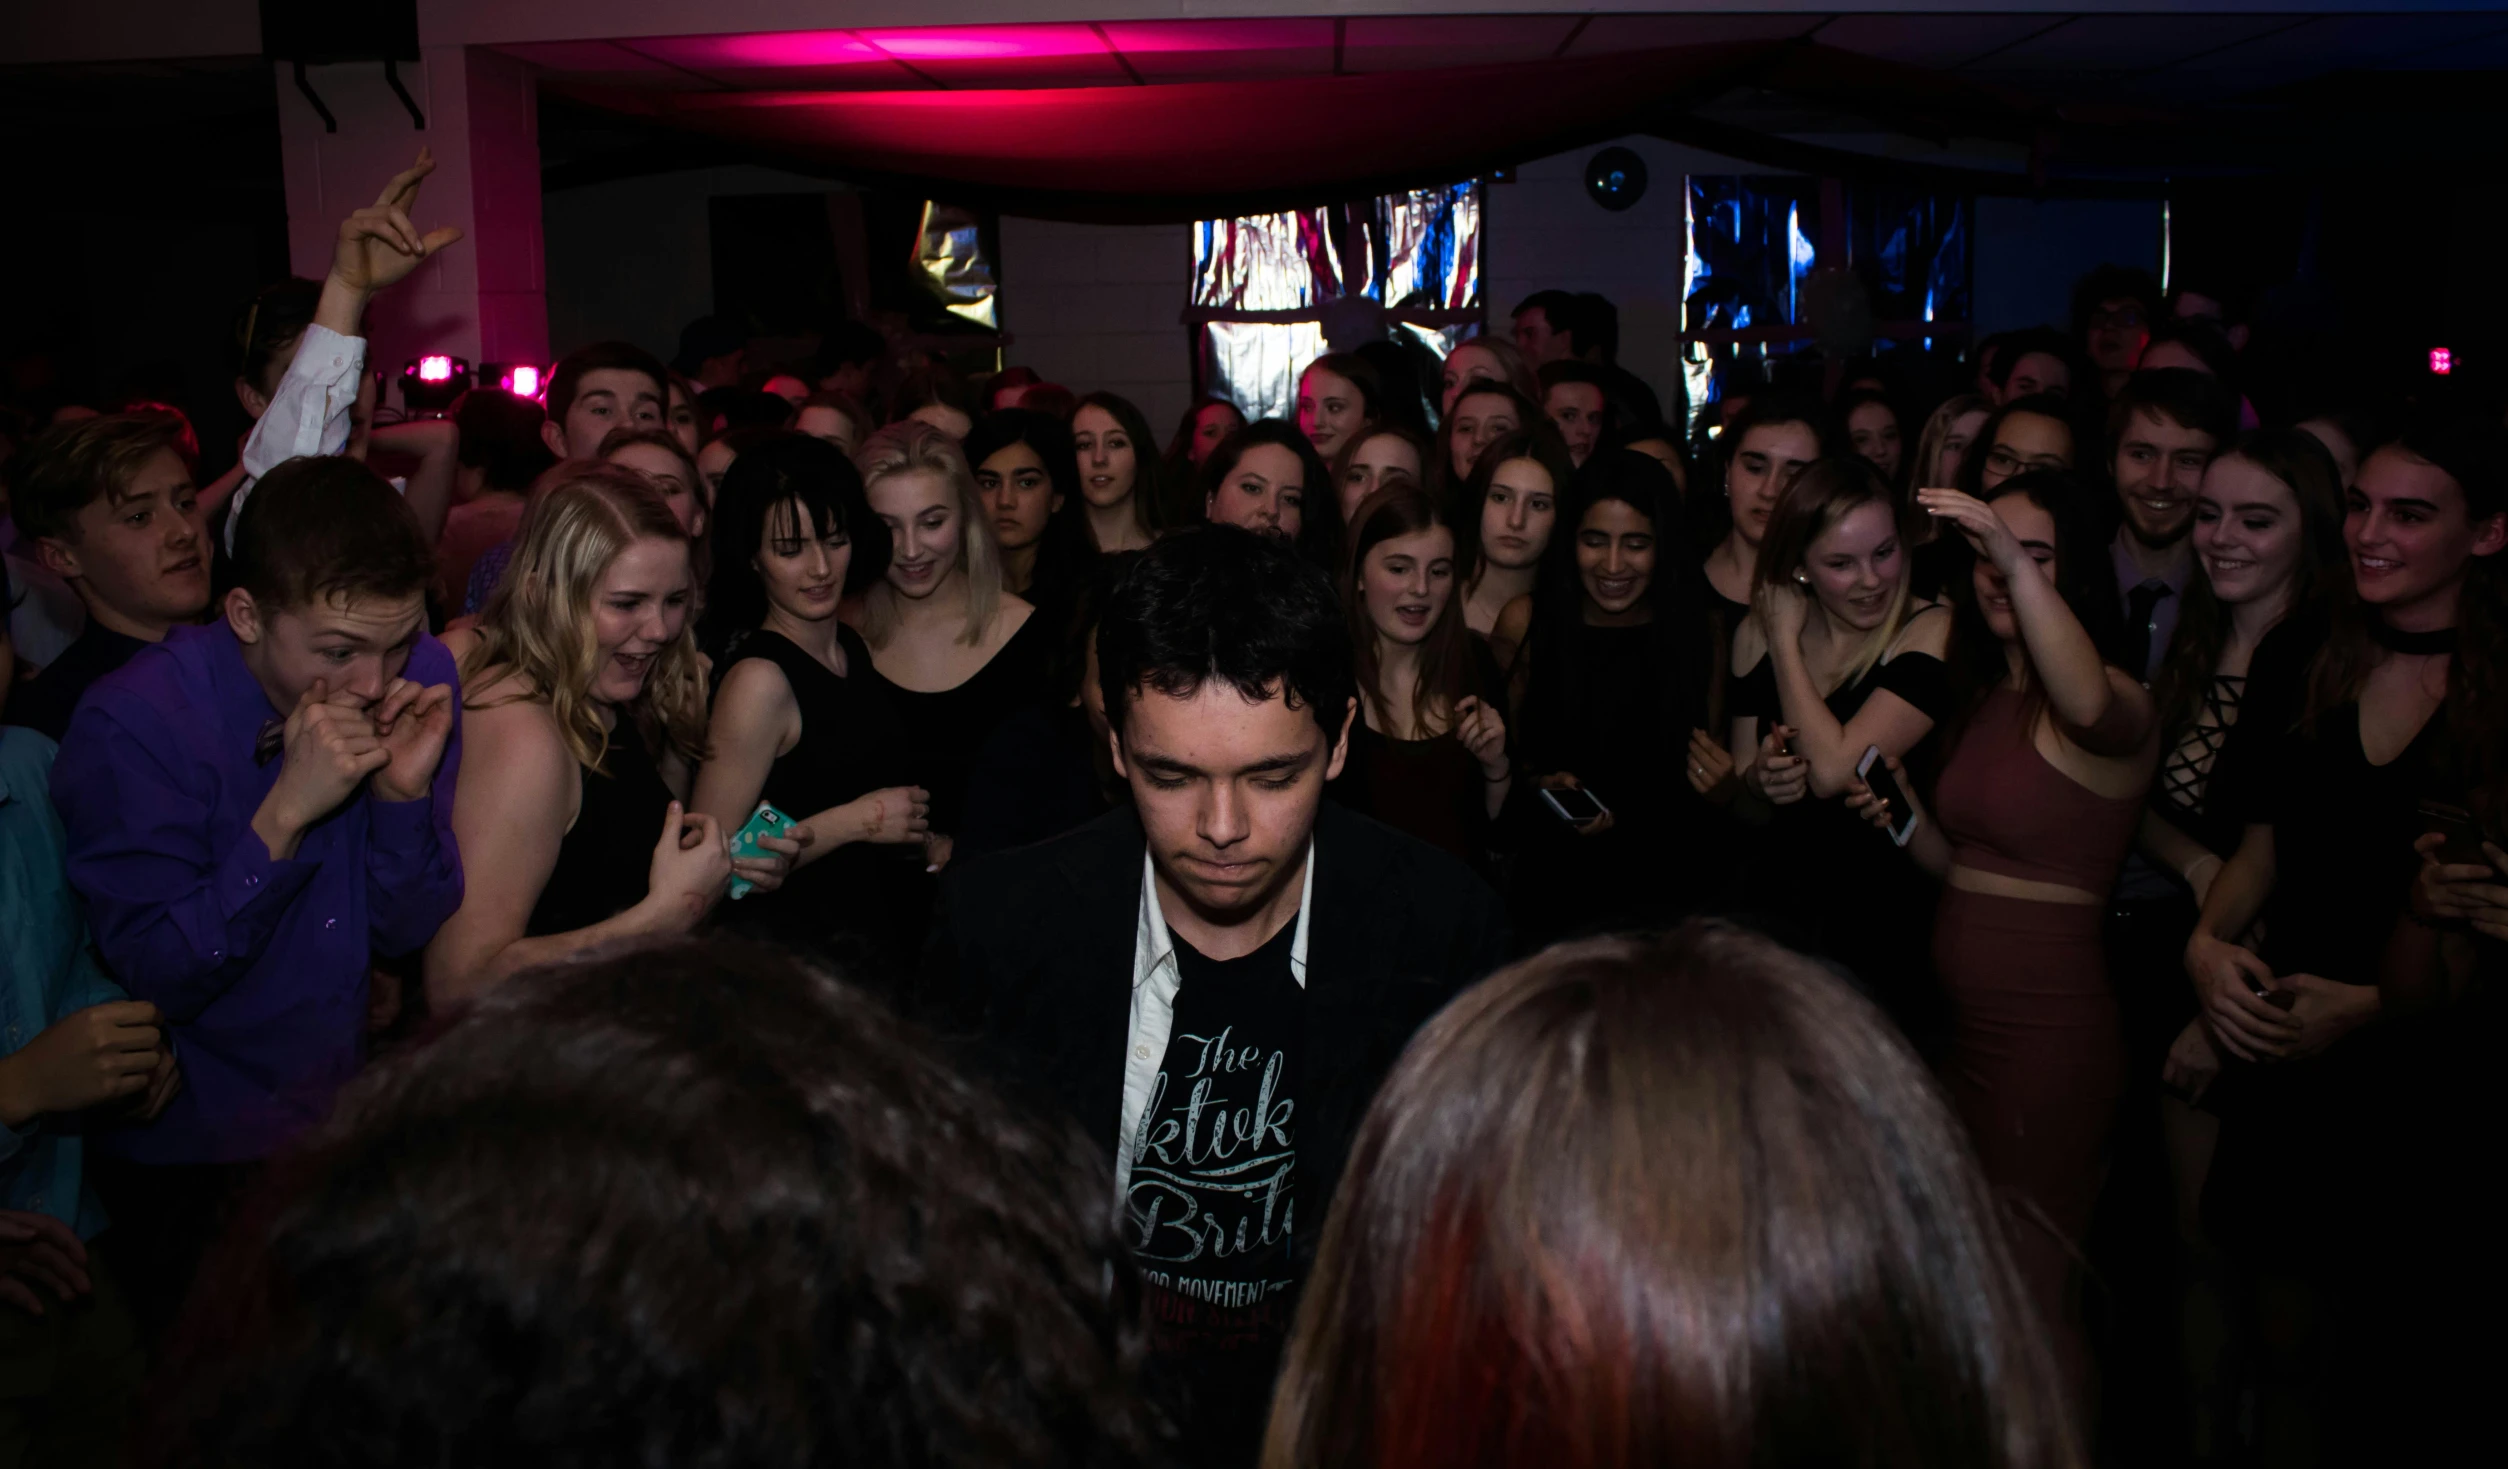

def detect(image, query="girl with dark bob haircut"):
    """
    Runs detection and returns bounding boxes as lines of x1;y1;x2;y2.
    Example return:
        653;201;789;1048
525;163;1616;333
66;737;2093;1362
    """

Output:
157;939;1172;1469
1263;922;2082;1469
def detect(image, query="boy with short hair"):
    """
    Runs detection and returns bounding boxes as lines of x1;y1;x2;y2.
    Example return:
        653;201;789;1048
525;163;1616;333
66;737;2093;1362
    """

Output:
4;413;211;739
51;455;461;1334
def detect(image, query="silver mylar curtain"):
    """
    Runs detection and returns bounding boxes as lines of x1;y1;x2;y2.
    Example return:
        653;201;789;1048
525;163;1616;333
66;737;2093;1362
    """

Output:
1682;175;1970;434
1191;181;1482;422
916;201;999;330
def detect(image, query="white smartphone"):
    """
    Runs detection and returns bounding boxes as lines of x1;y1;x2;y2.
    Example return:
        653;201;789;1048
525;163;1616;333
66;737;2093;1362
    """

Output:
1857;745;1919;848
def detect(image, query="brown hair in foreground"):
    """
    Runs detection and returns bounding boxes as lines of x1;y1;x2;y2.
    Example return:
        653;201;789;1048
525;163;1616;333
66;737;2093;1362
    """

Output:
150;938;1170;1469
1265;921;2082;1469
230;455;434;612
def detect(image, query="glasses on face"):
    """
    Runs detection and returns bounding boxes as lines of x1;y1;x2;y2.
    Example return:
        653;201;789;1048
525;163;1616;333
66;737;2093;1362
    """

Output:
1985;447;2068;478
2089;307;2146;332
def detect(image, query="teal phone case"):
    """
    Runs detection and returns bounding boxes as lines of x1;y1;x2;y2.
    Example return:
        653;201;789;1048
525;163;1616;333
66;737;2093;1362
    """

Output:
726;803;794;900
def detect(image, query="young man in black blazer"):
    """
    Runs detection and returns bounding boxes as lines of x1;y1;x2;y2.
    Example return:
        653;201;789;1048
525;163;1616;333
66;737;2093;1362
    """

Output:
923;526;1506;1455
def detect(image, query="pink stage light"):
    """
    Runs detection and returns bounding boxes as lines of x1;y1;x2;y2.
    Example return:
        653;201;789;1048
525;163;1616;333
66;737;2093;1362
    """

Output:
416;354;454;383
860;26;1103;61
684;32;886;68
509;365;541;397
2430;347;2453;375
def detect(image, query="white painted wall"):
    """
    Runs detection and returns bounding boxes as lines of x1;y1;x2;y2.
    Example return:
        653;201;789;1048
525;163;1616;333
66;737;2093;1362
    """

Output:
994;216;1193;434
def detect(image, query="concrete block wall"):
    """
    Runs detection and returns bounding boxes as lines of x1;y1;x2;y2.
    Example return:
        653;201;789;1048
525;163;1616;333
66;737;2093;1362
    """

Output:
995;216;1194;436
1485;135;1760;420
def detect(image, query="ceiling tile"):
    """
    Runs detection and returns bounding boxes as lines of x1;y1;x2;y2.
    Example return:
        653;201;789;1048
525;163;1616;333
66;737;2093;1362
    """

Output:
1100;18;1335;81
1813;14;2065;72
1341;15;1583;72
1969;15;2303;73
1568;14;1823;56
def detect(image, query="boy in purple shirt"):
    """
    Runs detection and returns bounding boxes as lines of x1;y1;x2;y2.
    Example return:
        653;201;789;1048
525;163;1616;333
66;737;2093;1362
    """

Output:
51;455;460;1336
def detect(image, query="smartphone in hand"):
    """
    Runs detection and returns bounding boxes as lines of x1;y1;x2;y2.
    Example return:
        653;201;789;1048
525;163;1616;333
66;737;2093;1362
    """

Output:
1540;785;1609;827
726;803;795;900
2420;800;2489;866
1857;746;1918;847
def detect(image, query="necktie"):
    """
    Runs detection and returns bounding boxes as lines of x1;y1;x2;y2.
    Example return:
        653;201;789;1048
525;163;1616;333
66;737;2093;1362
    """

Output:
2123;580;2171;684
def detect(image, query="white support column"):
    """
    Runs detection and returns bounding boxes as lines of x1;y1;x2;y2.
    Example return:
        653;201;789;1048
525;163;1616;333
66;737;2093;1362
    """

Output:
275;45;548;378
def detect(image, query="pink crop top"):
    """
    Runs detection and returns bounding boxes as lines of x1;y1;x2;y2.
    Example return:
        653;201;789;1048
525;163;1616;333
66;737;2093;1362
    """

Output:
1932;687;2143;894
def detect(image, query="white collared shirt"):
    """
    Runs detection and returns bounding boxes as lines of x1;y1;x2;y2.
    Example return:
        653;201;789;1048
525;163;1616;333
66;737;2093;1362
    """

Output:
1114;842;1313;1204
224;323;365;552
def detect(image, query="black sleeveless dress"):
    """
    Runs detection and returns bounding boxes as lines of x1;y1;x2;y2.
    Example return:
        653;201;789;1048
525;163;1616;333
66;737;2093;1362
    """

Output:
527;713;675;937
864;610;1052;836
1728;648;1952;1050
712;626;920;972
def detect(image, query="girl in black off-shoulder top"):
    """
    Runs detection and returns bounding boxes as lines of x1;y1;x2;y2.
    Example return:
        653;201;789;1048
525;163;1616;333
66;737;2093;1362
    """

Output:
1724;457;1957;1048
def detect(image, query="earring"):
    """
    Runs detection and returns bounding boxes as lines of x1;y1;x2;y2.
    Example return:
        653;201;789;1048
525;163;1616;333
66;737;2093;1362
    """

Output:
1793;571;1809;585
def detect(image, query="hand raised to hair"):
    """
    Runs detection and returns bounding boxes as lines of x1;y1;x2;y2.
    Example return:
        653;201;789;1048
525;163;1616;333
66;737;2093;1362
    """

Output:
330;149;466;298
1753;577;1810;645
1915;488;2026;577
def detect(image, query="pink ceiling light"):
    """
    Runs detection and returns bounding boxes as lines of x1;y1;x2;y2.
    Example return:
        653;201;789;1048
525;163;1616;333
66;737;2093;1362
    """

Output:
859;26;1106;61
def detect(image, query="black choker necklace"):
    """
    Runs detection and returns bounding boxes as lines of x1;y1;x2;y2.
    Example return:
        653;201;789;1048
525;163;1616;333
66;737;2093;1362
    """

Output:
2369;619;2458;656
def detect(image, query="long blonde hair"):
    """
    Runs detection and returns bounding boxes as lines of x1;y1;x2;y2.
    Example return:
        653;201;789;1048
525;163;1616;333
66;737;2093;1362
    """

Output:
853;419;1004;646
459;461;710;772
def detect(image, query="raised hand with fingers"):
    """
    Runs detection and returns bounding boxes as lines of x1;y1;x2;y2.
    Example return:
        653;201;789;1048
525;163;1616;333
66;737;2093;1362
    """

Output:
330;149;466;300
370;677;458;802
1916;487;2028;576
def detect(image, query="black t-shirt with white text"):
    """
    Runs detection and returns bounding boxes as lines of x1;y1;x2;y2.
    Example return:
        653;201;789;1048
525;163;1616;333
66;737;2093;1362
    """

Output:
1127;915;1304;1447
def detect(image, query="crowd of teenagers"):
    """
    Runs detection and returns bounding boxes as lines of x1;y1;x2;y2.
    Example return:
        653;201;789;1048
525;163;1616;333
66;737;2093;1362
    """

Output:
3;151;2503;1468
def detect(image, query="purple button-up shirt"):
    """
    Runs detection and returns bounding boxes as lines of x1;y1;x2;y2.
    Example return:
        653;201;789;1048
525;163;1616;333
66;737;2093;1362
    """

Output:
50;621;463;1164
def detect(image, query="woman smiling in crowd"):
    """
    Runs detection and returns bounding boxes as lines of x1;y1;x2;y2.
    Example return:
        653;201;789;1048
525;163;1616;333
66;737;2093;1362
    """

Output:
692;434;932;980
1729;455;1953;1042
852;421;1046;872
428;465;752;1003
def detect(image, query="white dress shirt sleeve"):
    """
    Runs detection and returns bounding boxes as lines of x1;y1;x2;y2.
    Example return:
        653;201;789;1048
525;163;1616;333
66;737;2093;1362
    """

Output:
226;323;365;551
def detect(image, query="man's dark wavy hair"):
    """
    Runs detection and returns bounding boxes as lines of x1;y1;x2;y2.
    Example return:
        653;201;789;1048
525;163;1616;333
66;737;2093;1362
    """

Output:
152;939;1169;1469
1096;524;1355;741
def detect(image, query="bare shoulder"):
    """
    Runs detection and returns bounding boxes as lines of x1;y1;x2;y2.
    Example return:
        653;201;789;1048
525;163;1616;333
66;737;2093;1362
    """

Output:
1493;593;1534;644
1888;602;1955;659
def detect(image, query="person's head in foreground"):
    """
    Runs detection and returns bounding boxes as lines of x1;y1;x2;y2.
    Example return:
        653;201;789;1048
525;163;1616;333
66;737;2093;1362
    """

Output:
160;938;1169;1469
1264;923;2083;1469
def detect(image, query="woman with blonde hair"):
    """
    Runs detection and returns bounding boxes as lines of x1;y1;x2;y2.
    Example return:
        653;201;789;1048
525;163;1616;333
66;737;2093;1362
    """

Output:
851;420;1047;867
1728;455;1953;1042
426;462;766;1004
1264;923;2082;1469
1916;392;1995;490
